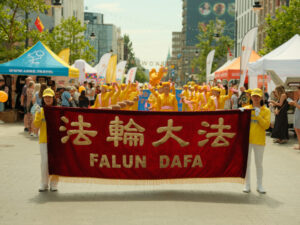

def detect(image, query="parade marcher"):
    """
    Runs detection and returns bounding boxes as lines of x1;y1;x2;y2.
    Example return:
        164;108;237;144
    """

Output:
203;87;232;111
243;88;271;194
180;85;189;111
34;88;58;192
269;85;289;144
93;84;115;108
288;86;300;150
127;83;140;111
156;82;178;112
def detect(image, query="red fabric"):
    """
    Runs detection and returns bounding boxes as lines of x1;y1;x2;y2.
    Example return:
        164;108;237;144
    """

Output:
44;107;251;180
34;16;44;33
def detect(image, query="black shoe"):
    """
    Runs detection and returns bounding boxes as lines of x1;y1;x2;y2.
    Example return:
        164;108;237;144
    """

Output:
24;128;29;132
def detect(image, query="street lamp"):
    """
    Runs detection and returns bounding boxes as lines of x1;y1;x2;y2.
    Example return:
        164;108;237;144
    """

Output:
52;0;62;8
90;32;96;40
252;1;263;12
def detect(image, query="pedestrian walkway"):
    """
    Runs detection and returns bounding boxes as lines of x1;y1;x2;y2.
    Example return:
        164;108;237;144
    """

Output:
0;123;299;225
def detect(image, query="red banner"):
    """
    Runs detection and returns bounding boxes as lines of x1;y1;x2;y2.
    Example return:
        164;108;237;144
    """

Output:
45;107;251;183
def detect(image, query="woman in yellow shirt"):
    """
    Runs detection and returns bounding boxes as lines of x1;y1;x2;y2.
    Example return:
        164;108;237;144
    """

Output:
243;88;271;194
34;88;58;192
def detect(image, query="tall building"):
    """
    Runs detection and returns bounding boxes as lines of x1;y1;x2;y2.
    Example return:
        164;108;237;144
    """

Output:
170;32;183;83
256;0;289;52
235;0;258;57
181;0;235;83
84;12;120;64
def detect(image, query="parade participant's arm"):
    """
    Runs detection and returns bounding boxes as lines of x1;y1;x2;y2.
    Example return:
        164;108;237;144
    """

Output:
114;83;121;97
203;97;213;111
33;108;43;128
173;95;178;111
255;108;271;130
92;94;100;108
149;87;159;99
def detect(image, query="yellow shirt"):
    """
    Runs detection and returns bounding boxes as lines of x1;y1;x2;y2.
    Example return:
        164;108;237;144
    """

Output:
244;105;271;146
119;85;130;102
127;90;139;110
34;108;47;144
180;90;189;111
203;93;232;111
93;90;115;108
158;93;178;111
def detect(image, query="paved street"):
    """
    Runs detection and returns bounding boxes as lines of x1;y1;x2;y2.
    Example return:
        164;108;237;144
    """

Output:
0;122;299;225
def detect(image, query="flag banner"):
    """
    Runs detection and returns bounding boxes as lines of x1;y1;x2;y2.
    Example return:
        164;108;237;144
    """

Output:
105;55;117;83
116;61;127;83
206;50;215;82
95;53;112;83
58;48;70;64
45;107;251;184
239;27;258;89
34;16;44;33
126;67;137;84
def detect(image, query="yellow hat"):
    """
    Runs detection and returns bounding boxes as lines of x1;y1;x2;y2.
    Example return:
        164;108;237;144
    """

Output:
79;86;85;93
162;82;170;87
121;84;126;87
190;81;195;86
183;85;188;88
108;86;113;90
251;88;263;97
43;88;55;97
102;85;108;89
157;85;163;89
211;86;221;92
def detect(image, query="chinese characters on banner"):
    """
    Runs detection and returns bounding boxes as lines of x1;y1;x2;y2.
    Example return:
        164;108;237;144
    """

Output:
45;107;251;181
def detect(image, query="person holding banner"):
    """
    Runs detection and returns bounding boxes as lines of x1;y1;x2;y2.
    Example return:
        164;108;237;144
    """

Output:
243;88;271;194
34;88;58;192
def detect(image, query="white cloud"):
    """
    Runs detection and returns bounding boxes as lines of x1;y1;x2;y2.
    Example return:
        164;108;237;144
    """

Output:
94;2;122;13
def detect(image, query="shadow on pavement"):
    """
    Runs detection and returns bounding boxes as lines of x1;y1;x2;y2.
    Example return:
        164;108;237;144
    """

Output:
30;189;282;208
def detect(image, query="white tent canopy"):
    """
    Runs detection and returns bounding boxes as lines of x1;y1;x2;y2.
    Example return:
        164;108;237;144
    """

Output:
248;34;300;78
72;59;97;83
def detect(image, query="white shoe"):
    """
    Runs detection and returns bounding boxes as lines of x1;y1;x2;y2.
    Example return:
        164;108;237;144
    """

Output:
50;186;58;192
38;186;48;192
243;185;251;193
257;186;266;194
33;133;38;138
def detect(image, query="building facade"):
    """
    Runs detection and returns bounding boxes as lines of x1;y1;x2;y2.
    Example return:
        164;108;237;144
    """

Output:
84;12;121;64
236;0;290;57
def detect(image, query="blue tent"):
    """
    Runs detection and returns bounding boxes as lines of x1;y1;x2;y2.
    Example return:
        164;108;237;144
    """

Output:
0;41;79;78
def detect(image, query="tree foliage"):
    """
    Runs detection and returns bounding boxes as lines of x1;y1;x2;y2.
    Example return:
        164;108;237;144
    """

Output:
259;0;300;55
0;0;49;62
35;17;96;64
191;19;234;81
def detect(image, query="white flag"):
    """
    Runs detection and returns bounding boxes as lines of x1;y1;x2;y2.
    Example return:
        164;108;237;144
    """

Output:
239;27;258;89
126;67;137;84
95;53;112;82
116;61;127;83
206;50;215;82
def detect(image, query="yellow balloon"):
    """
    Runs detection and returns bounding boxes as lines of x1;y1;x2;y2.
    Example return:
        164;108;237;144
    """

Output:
0;91;8;103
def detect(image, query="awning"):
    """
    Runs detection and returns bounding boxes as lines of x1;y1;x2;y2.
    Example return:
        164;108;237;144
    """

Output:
0;41;79;78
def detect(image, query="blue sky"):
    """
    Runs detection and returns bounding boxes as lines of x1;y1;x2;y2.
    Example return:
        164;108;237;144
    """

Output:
85;0;182;67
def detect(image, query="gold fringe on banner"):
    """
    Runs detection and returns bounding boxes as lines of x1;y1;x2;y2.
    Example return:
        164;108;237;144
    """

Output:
50;175;245;186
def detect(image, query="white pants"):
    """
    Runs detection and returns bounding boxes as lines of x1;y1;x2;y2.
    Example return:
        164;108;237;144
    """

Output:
245;144;265;188
40;143;58;188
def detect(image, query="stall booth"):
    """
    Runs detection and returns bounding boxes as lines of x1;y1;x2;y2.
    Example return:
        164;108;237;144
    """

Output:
214;51;267;90
0;41;79;122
